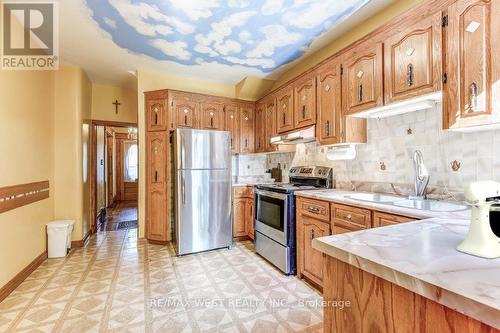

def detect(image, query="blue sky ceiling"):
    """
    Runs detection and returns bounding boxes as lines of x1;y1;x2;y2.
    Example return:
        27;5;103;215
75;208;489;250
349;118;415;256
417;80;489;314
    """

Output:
86;0;371;73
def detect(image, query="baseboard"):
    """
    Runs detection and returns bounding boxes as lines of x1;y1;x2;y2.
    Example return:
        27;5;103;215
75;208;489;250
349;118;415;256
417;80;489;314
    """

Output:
233;235;251;242
0;251;47;302
71;230;91;248
147;239;169;245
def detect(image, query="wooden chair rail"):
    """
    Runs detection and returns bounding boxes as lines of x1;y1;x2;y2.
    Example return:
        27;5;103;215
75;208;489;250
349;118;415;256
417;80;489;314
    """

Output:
0;181;50;214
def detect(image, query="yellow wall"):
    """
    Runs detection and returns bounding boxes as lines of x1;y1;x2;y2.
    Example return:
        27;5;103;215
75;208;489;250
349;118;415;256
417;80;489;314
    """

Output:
0;71;55;287
92;84;138;124
53;65;92;241
271;0;423;90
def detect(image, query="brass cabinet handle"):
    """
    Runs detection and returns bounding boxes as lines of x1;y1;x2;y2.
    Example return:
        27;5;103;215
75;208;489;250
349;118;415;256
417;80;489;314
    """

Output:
154;171;158;182
307;206;320;213
407;63;414;87
325;120;330;136
470;82;478;110
302;105;306;119
282;112;286;125
346;214;352;220
358;84;363;102
310;228;315;240
245;139;248;148
184;114;188;126
210;117;214;128
154;113;158;125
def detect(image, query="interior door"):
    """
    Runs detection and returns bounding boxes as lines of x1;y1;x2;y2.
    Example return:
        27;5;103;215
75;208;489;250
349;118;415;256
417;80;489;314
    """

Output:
176;129;230;170
176;169;232;255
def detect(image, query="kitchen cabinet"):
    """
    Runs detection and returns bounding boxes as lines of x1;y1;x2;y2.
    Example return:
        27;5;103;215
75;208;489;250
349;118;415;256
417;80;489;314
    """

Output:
254;104;265;153
233;186;254;240
145;131;170;243
200;102;224;130
342;42;384;115
444;0;500;129
294;74;317;129
372;211;415;227
316;61;342;145
331;203;371;233
264;97;278;152
146;91;168;132
224;104;240;154
276;87;295;133
240;105;255;153
384;12;443;104
171;94;198;129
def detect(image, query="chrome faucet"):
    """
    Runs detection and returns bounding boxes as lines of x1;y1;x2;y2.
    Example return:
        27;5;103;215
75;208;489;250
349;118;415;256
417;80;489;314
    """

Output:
410;150;430;200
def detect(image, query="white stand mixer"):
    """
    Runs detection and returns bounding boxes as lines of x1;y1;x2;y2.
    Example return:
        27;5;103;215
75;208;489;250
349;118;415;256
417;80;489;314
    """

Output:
457;181;500;259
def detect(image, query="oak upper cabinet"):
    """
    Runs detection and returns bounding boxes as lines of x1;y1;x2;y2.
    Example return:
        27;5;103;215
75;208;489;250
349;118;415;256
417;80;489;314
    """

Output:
384;12;443;104
294;74;317;129
145;132;169;242
254;103;265;153
276;87;295;133
224;104;240;154
444;0;500;129
200;102;224;130
240;105;255;153
171;94;198;128
316;61;342;145
342;42;384;115
146;91;168;131
264;96;278;152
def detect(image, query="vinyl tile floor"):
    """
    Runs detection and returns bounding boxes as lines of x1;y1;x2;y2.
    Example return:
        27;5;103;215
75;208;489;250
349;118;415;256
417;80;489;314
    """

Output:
0;229;323;332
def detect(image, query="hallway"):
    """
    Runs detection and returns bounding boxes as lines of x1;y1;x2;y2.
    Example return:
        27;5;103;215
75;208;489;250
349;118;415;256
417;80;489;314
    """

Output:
0;229;322;332
99;202;138;232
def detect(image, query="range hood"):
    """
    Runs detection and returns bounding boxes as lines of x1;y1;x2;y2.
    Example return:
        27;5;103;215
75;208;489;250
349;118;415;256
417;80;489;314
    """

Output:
270;125;316;145
350;92;442;119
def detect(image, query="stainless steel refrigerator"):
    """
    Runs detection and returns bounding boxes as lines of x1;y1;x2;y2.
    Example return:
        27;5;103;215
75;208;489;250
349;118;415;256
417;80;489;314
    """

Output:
173;128;232;256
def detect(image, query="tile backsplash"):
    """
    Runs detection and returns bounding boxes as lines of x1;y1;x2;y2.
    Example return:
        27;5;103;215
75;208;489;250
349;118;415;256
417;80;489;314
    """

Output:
238;104;500;191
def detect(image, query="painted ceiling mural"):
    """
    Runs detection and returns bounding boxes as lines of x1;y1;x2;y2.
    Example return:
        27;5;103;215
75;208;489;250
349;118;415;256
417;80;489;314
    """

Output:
85;0;372;74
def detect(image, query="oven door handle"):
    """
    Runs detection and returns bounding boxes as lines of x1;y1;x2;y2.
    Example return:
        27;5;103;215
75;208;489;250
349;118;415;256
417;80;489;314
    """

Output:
255;189;288;200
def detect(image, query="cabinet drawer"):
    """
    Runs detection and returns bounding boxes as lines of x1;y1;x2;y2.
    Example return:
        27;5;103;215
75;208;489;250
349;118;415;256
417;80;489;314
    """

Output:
332;203;371;229
234;186;254;198
298;197;330;222
373;211;415;228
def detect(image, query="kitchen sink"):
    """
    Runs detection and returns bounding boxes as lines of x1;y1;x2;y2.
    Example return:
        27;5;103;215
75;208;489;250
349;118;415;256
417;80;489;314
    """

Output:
345;193;405;203
393;199;468;212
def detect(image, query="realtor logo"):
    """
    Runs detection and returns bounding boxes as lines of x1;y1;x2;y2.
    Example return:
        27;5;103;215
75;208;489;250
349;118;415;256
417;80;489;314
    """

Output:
1;1;58;70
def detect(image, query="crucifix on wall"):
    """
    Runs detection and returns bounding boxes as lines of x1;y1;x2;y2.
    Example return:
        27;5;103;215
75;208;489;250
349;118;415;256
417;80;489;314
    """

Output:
112;99;121;114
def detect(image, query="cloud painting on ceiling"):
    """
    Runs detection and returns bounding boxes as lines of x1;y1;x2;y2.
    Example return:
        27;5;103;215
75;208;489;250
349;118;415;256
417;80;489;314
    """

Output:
86;0;371;74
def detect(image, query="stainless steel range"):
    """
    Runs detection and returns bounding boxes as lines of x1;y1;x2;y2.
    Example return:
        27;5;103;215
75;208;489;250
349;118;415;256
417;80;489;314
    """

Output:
254;166;333;275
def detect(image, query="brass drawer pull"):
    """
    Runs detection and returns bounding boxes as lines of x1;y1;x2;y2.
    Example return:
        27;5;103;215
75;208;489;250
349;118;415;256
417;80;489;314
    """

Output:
307;206;321;213
346;214;352;220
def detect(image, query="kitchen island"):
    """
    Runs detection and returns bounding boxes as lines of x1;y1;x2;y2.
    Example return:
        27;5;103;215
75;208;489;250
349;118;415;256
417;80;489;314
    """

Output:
306;190;500;332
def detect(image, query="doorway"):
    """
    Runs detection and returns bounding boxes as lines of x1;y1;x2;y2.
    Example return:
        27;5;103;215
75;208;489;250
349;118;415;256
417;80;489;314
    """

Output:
91;121;138;233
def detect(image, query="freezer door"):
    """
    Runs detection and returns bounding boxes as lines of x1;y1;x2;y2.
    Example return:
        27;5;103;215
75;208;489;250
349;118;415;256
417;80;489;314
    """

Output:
176;128;230;170
176;169;232;255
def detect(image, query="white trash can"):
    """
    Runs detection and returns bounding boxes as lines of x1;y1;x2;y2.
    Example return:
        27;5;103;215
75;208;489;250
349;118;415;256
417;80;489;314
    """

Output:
47;221;73;258
65;220;75;249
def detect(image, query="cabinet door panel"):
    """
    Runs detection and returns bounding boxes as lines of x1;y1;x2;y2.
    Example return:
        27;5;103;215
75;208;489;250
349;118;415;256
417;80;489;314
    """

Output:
265;98;278;152
233;199;247;237
173;99;198;128
240;106;255;153
445;0;500;129
276;88;295;133
254;105;265;153
342;43;384;115
384;12;442;103
146;132;167;189
146;97;168;131
294;76;317;128
246;199;254;240
200;103;224;130
224;104;240;154
317;62;342;145
301;217;330;287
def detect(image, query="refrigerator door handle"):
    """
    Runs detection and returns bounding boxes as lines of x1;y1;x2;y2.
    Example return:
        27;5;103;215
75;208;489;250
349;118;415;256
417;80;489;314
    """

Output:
181;172;186;205
180;133;185;170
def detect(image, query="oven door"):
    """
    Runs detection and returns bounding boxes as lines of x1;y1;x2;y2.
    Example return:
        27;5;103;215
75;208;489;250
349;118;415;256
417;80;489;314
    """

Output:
255;189;288;245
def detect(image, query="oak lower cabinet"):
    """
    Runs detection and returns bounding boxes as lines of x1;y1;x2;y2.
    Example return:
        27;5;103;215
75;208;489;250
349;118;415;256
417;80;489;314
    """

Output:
384;12;443;104
296;196;417;291
444;0;500;130
342;42;384;115
233;186;255;240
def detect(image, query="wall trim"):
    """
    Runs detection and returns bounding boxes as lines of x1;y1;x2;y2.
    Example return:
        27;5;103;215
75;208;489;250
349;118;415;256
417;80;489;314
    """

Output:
71;230;91;248
0;251;47;302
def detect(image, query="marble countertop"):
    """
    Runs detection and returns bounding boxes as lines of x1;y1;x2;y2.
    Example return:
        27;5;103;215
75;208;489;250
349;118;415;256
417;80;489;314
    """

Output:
302;189;499;328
